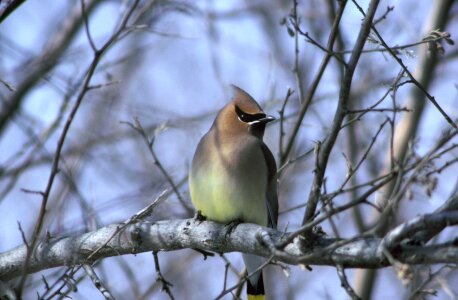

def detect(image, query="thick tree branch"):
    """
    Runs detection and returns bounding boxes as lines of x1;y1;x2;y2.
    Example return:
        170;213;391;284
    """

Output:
0;217;456;281
411;186;458;243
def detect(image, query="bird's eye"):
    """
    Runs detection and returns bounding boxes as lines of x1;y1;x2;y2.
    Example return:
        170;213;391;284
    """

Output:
235;105;265;123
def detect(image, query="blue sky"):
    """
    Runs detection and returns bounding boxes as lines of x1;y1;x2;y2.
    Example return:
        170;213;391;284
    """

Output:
1;0;457;299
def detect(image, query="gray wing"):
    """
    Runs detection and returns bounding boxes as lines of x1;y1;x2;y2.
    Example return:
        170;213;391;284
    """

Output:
261;143;278;229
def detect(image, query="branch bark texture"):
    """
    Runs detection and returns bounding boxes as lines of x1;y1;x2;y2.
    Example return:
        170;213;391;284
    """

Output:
0;218;456;281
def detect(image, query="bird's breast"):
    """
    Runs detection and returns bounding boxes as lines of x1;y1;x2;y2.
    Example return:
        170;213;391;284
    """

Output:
189;137;268;226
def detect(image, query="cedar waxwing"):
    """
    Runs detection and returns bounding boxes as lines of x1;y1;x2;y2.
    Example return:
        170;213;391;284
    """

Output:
189;85;278;300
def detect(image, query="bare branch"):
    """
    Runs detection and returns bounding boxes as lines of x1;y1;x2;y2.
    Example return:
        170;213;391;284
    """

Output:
0;0;26;23
352;0;457;130
122;118;193;213
1;217;457;281
302;0;381;226
380;211;458;250
152;251;175;300
337;265;361;300
16;0;141;295
83;264;117;300
281;0;348;164
0;0;103;134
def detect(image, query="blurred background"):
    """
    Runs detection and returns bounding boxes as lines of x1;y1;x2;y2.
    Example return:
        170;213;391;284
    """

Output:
1;0;457;299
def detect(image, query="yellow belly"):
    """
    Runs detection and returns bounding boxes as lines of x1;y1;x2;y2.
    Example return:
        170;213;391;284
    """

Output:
189;159;268;226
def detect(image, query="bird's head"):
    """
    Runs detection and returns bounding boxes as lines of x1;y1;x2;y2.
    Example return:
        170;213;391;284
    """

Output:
215;85;275;139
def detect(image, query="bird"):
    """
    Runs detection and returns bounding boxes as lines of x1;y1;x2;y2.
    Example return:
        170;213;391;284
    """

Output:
189;85;278;299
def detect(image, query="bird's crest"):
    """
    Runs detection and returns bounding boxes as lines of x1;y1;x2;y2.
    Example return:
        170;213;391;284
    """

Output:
230;85;263;114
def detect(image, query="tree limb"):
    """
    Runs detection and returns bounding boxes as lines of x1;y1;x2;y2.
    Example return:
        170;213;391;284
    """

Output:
0;217;456;281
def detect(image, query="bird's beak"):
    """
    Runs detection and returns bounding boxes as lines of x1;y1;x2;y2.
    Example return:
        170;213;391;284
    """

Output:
248;115;276;125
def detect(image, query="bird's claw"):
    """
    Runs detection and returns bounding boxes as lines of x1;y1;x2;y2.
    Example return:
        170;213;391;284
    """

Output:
194;211;206;224
225;219;242;237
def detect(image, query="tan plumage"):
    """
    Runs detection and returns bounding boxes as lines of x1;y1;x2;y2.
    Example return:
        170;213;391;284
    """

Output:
189;85;278;298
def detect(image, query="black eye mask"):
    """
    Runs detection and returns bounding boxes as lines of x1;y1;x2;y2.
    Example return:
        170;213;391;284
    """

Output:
235;105;266;123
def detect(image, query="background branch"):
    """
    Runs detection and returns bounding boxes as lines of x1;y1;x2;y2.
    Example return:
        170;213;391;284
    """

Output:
353;1;456;297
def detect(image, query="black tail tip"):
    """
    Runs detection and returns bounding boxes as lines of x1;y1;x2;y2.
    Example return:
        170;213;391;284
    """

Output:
247;273;265;297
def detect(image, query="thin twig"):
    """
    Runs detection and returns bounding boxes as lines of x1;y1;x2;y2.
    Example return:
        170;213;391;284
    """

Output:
338;33;452;54
152;251;175;300
408;265;454;300
281;0;348;165
291;0;305;107
330;118;389;198
302;32;347;66
336;265;362;300
277;147;314;175
351;0;457;130
39;190;167;299
278;88;294;160
0;0;103;135
424;156;458;177
373;5;394;25
215;256;274;300
302;0;381;226
278;172;393;248
0;77;16;91
80;0;97;52
279;168;398;215
221;255;231;292
83;264;117;300
122;118;192;213
16;1;141;295
375;130;458;233
341;71;407;129
347;107;410;114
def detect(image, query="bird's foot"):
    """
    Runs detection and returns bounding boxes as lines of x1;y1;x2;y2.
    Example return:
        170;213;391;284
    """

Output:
194;211;206;224
225;219;243;237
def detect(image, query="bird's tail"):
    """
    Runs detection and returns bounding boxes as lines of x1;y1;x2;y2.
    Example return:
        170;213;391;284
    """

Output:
243;253;266;300
247;272;265;300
